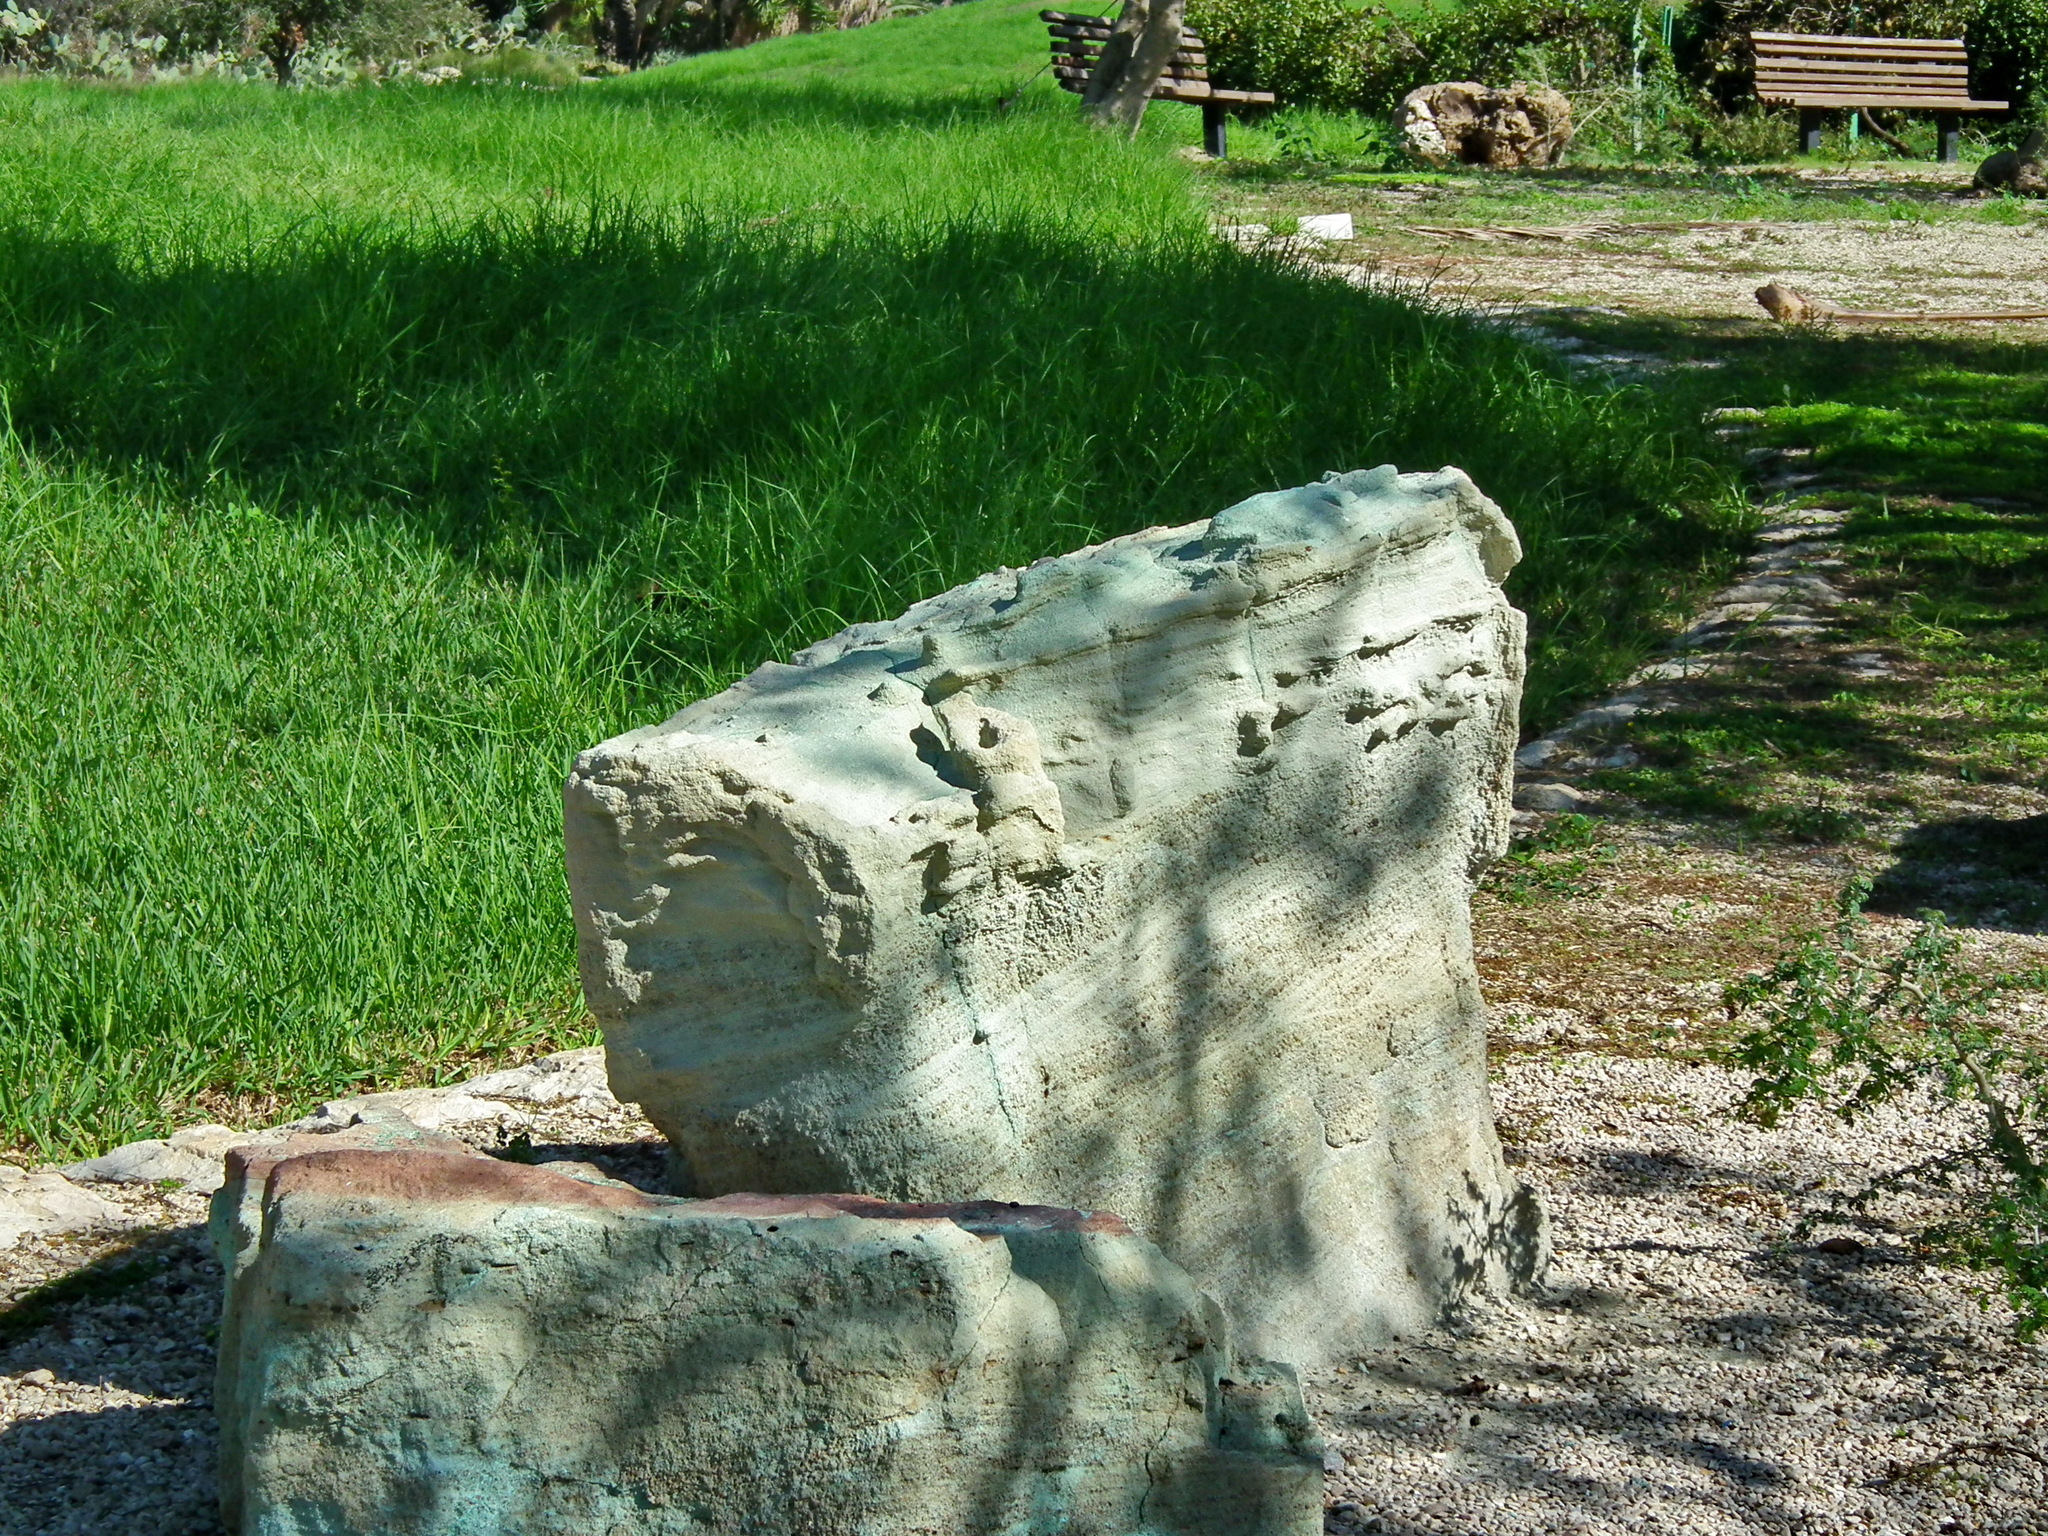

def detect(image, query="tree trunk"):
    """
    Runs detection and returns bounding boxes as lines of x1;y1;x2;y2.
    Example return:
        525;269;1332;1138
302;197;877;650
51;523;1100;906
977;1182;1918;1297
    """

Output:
264;20;306;85
603;0;639;62
1080;0;1184;137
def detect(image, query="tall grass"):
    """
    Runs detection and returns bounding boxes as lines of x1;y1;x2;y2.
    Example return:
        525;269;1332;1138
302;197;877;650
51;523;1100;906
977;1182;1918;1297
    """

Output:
0;6;1742;1156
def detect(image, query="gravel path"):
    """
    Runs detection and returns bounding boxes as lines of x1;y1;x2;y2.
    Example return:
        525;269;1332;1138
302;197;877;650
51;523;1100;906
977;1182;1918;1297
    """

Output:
1313;1057;2048;1536
5;1049;2041;1535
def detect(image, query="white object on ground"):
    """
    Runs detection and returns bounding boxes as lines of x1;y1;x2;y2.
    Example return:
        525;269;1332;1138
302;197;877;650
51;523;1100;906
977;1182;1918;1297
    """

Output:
1297;212;1354;241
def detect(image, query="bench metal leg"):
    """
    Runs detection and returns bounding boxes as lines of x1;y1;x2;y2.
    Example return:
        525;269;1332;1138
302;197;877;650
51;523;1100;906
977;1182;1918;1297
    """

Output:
1202;102;1227;159
1938;112;1961;163
1798;108;1823;156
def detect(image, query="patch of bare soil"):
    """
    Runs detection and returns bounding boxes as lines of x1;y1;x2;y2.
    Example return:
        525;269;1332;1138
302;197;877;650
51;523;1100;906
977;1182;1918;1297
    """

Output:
1228;165;2048;332
1358;218;2048;327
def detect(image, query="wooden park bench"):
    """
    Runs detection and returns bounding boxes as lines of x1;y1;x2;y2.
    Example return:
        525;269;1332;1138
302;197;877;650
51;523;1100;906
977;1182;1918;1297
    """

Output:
1042;9;1276;158
1751;30;2008;162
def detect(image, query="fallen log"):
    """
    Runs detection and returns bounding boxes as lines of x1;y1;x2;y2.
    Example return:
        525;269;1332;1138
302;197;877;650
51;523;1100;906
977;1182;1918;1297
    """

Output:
1755;282;2048;323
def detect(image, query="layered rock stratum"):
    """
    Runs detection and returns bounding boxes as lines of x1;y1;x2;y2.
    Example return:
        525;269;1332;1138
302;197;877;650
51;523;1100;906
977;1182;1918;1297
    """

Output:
565;467;1547;1365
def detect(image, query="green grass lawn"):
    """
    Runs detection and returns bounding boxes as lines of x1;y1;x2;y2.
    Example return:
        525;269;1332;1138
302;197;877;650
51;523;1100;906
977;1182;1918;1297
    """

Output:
1524;317;2048;908
0;2;1743;1157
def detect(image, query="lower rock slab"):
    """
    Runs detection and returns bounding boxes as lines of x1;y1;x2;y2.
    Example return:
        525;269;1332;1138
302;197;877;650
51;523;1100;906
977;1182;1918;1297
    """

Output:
212;1135;1322;1536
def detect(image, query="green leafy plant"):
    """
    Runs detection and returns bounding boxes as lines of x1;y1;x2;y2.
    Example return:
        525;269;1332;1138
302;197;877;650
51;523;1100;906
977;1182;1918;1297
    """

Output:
1966;0;2048;123
1188;0;1385;109
1729;879;2048;1334
1489;811;1615;903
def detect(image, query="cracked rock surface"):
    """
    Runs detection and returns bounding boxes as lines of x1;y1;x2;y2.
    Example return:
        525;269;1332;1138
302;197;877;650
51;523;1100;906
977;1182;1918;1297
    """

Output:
214;1129;1322;1536
566;467;1541;1368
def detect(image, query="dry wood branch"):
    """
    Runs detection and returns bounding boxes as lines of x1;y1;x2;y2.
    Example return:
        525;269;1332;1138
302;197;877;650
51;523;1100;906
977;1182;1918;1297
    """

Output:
1858;109;1914;156
1756;283;2048;323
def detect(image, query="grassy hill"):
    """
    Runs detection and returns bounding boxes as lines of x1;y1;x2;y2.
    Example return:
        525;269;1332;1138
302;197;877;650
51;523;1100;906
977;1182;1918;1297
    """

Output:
639;0;1076;99
0;8;1738;1157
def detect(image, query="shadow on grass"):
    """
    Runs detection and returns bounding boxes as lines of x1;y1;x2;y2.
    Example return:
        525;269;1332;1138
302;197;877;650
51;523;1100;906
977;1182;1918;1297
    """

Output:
1537;314;2048;508
0;205;1737;723
1868;814;2048;932
1596;679;1926;832
613;70;1045;132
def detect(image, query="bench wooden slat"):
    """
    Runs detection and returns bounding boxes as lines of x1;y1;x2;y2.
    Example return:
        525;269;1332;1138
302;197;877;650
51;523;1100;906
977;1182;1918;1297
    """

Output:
1752;30;1967;53
1056;72;1228;94
1765;93;2007;109
1048;22;1207;46
1052;75;1274;105
1757;58;1968;76
1048;38;1204;56
1753;39;1969;58
1052;47;1210;67
1040;11;1208;44
1757;71;1970;90
1758;82;1977;99
1759;83;1981;99
1757;76;1970;93
1048;47;1204;69
1054;65;1213;85
1050;31;1209;53
1754;41;1968;59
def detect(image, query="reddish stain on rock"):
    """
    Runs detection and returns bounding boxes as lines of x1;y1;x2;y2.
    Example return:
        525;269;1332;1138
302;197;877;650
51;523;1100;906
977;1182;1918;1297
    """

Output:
268;1149;657;1211
691;1190;1134;1237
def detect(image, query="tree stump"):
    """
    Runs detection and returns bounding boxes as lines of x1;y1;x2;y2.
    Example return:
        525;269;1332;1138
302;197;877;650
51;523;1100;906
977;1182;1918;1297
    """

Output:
1396;82;1574;170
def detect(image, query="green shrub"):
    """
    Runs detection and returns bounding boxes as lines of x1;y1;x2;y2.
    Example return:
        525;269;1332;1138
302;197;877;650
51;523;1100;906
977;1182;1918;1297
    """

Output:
1187;0;1382;109
1195;0;2041;153
332;0;474;64
1403;0;1641;93
1730;879;2048;1335
423;36;588;82
5;0;483;78
1967;0;2048;123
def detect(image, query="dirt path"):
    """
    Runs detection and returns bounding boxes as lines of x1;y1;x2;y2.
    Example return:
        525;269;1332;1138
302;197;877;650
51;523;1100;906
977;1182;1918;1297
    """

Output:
1217;165;2048;334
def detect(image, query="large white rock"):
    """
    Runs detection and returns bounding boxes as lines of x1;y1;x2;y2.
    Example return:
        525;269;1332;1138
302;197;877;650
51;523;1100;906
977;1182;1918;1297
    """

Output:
565;467;1546;1364
212;1141;1323;1536
0;1164;119;1250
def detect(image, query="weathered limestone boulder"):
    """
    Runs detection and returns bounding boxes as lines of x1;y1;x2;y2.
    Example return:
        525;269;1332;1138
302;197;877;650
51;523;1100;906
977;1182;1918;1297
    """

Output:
212;1138;1322;1536
565;467;1547;1366
1397;82;1573;169
0;1163;118;1250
